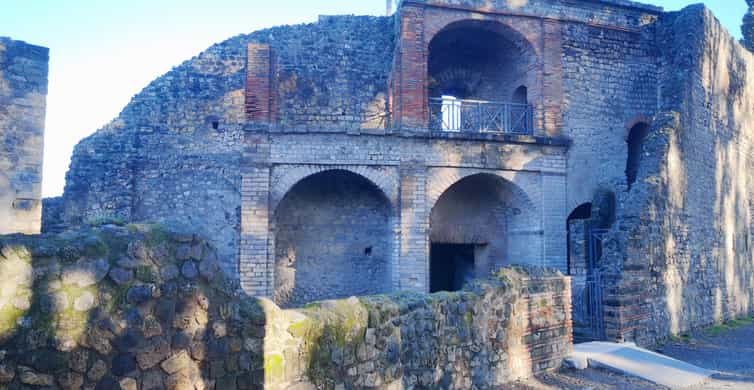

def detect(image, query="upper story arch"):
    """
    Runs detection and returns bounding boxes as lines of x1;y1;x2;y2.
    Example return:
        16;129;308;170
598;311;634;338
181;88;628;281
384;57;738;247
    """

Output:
427;19;539;103
390;2;561;135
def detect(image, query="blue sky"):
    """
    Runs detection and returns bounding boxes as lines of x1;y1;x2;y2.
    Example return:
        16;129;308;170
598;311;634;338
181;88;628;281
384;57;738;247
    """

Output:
1;1;747;197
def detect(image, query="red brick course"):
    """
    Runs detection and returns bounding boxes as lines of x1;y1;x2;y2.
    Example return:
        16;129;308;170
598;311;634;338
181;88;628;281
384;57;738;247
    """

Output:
246;44;277;123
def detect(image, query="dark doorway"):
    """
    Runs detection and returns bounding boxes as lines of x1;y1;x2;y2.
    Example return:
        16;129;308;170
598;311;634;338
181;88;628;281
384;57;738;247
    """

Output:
625;122;650;189
430;244;476;292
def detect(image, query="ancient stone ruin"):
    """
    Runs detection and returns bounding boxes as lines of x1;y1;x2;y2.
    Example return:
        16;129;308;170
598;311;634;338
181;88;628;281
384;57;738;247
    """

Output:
37;0;754;344
0;227;571;388
2;0;754;387
0;37;48;235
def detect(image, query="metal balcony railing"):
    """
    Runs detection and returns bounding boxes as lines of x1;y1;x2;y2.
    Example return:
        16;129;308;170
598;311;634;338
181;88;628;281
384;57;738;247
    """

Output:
429;97;534;135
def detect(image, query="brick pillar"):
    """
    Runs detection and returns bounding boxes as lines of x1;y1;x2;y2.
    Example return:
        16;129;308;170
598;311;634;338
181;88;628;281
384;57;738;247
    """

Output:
542;20;564;137
240;132;272;296
246;44;276;123
392;5;427;129
542;171;568;272
399;163;429;292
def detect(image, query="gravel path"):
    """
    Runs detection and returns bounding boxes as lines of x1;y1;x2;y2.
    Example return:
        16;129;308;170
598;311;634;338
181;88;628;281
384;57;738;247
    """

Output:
509;321;754;389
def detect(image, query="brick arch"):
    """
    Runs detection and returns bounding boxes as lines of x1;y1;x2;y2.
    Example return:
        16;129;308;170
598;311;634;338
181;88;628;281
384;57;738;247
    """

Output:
624;114;653;141
270;165;398;213
423;16;547;133
567;197;596;219
425;17;541;59
427;169;539;220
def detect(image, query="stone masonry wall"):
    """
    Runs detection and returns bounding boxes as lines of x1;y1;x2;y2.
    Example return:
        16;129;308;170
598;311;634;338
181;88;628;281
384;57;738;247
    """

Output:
599;5;754;345
561;17;659;211
0;226;571;389
0;38;48;235
273;170;393;307
47;16;394;275
241;129;568;297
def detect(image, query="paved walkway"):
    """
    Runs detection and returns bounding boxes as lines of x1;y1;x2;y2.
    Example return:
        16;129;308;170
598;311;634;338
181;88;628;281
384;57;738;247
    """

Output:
569;341;712;387
510;321;754;390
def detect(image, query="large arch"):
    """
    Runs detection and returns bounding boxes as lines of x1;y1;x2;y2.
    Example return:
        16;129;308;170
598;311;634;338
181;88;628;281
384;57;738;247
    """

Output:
272;169;393;307
427;19;538;103
270;164;398;211
428;172;541;292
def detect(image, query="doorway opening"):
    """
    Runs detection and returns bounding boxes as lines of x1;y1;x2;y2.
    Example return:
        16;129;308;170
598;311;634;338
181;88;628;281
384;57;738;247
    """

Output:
430;243;478;293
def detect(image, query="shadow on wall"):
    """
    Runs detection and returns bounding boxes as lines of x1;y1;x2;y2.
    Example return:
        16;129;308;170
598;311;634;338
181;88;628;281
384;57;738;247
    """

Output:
602;107;754;344
0;226;572;389
633;6;754;344
0;224;266;389
272;169;393;308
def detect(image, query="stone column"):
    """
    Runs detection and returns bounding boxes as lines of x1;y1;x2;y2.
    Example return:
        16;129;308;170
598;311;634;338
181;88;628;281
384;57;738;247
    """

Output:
541;152;568;273
399;163;429;292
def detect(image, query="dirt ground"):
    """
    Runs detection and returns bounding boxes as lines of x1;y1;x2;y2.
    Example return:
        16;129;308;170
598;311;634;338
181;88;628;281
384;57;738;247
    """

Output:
508;320;754;389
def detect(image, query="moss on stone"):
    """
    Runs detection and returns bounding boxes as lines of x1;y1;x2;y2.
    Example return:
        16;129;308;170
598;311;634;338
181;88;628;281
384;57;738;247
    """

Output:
143;225;171;248
0;304;25;337
287;318;315;338
264;353;284;382
303;302;322;310
135;265;159;283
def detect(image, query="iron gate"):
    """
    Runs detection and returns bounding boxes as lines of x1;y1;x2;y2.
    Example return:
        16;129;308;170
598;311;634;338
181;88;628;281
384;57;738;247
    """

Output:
573;228;608;341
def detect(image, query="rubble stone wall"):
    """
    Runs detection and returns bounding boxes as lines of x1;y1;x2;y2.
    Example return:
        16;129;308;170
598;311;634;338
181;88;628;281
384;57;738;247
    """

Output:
45;16;394;275
0;38;48;235
600;6;754;345
0;226;572;389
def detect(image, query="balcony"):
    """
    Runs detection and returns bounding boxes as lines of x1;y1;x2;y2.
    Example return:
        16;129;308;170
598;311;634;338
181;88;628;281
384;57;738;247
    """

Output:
429;97;534;135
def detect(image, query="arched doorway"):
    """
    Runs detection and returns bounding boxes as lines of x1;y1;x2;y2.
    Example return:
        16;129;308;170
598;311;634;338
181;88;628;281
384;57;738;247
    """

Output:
429;173;538;292
567;203;592;277
272;170;392;307
568;191;615;342
427;20;536;133
626;122;651;189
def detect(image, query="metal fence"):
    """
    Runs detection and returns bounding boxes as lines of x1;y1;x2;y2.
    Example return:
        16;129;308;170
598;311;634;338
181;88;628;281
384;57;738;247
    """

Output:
585;228;609;341
428;97;534;134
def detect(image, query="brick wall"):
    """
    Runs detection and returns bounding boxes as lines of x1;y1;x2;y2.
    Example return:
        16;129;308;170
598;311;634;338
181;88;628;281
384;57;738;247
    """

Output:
561;21;659;212
245;44;275;123
272;170;393;307
391;0;660;135
0;38;48;235
240;129;568;298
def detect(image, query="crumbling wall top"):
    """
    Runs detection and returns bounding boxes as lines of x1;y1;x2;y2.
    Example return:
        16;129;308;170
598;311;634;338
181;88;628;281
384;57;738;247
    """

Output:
399;0;663;14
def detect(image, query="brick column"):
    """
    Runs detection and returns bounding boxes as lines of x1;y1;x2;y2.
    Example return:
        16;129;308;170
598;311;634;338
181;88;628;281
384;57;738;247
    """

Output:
240;132;273;296
542;171;568;273
392;5;427;129
542;20;564;137
246;44;276;123
399;163;429;292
